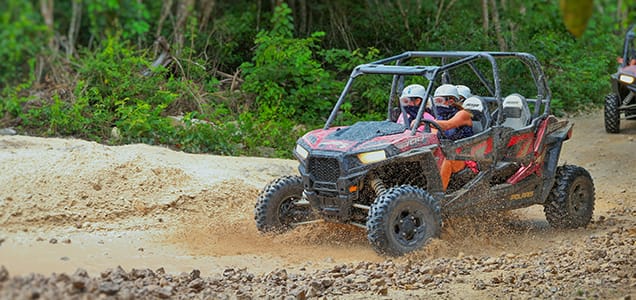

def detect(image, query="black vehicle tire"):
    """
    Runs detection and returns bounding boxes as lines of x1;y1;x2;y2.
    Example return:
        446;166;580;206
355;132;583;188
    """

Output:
544;165;595;229
604;93;620;133
367;185;441;256
254;175;313;233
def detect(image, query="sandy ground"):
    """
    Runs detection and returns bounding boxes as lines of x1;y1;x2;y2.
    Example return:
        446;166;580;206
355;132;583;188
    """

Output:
0;111;635;298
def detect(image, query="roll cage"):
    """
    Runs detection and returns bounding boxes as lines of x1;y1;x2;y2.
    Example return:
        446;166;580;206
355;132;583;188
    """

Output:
324;51;552;134
620;24;636;68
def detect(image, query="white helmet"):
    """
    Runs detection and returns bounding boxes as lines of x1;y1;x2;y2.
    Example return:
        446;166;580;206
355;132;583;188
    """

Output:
456;85;472;100
400;84;427;102
433;84;459;100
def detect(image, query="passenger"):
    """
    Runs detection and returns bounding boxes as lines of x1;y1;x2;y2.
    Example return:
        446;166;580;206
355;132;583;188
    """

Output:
432;84;474;191
456;85;472;103
397;84;435;128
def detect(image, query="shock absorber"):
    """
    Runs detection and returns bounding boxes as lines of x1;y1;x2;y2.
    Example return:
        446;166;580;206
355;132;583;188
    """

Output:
371;178;387;196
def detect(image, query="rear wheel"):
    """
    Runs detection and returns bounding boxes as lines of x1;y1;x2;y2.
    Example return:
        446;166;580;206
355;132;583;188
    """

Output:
367;185;441;256
604;93;620;133
544;165;595;229
254;175;314;233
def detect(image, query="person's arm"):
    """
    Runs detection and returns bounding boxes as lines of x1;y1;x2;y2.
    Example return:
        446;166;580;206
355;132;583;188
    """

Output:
435;110;472;130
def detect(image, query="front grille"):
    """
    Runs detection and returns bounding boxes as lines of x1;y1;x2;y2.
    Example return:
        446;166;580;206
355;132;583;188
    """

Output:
309;157;340;182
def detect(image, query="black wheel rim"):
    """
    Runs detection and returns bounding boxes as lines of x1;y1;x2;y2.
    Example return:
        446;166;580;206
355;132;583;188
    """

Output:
569;178;591;215
391;206;428;246
278;196;310;225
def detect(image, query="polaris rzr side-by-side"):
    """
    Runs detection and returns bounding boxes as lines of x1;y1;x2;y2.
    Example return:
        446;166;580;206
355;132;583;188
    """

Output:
605;24;636;133
254;51;595;256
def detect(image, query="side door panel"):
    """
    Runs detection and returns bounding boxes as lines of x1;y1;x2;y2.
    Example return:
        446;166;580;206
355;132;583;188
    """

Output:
439;128;496;162
500;125;537;165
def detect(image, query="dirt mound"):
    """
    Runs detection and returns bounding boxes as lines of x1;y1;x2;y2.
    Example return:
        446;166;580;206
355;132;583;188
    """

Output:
0;139;194;229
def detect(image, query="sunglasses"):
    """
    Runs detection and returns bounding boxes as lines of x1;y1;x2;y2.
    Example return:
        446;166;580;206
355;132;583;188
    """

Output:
407;97;420;102
434;96;451;103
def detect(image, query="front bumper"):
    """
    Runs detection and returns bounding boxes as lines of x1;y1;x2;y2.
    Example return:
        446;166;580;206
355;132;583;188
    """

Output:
298;155;367;222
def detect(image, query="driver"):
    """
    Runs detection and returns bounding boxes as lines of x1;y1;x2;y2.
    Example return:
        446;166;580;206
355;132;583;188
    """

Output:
397;84;435;128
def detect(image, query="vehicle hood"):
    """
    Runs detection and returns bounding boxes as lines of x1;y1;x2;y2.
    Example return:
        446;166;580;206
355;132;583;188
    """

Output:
620;65;636;76
299;120;437;153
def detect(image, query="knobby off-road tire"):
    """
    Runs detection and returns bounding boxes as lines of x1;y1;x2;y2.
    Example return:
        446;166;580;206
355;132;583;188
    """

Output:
367;185;441;256
604;93;620;133
254;175;313;233
544;165;595;229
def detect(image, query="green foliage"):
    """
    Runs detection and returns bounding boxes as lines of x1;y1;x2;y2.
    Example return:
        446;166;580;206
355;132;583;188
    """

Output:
2;82;96;138
621;2;636;29
74;36;185;144
288;48;394;126
206;6;261;72
0;1;47;88
240;3;340;126
0;36;182;145
114;99;175;144
172;111;299;158
84;0;150;43
0;81;33;118
514;1;618;112
321;48;380;77
43;95;91;136
0;0;631;160
321;47;385;120
236;112;301;158
175;112;241;155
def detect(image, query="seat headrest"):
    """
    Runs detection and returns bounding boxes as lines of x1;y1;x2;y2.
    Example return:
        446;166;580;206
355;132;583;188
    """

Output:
501;93;530;129
463;96;484;112
503;94;525;109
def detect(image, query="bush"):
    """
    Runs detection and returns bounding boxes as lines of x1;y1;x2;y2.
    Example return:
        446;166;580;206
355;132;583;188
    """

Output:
240;3;340;126
0;0;629;161
0;1;47;88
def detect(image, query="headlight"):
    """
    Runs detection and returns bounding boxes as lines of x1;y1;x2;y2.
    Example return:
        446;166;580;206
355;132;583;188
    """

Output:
295;144;309;159
619;74;635;84
357;150;387;164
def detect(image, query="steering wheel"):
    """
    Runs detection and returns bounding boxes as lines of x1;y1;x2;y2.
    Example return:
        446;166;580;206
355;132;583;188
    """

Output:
419;119;448;139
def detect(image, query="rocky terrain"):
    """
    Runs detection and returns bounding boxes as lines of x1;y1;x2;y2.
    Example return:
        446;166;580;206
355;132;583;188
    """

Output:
0;111;634;299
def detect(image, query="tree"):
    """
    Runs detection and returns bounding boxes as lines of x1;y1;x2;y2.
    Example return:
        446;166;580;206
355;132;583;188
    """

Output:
40;0;55;50
174;0;194;56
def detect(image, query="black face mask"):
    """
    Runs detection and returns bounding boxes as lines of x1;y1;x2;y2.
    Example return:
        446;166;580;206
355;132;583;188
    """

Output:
404;106;419;123
436;105;460;120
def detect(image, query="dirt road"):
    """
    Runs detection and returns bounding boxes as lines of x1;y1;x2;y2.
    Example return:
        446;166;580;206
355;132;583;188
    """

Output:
0;111;634;298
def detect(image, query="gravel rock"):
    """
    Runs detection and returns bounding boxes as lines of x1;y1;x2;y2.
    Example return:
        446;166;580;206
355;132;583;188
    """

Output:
0;128;17;135
0;266;8;282
3;218;634;299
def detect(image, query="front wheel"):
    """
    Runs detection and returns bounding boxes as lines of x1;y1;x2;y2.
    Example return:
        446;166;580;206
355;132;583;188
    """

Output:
254;175;314;233
366;185;441;256
604;93;620;133
544;165;595;229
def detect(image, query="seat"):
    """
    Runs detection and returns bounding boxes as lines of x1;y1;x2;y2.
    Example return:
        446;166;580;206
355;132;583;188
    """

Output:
463;96;491;133
501;94;530;129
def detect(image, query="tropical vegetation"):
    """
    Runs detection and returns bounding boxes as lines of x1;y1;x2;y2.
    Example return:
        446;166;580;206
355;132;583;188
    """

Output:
0;0;633;158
